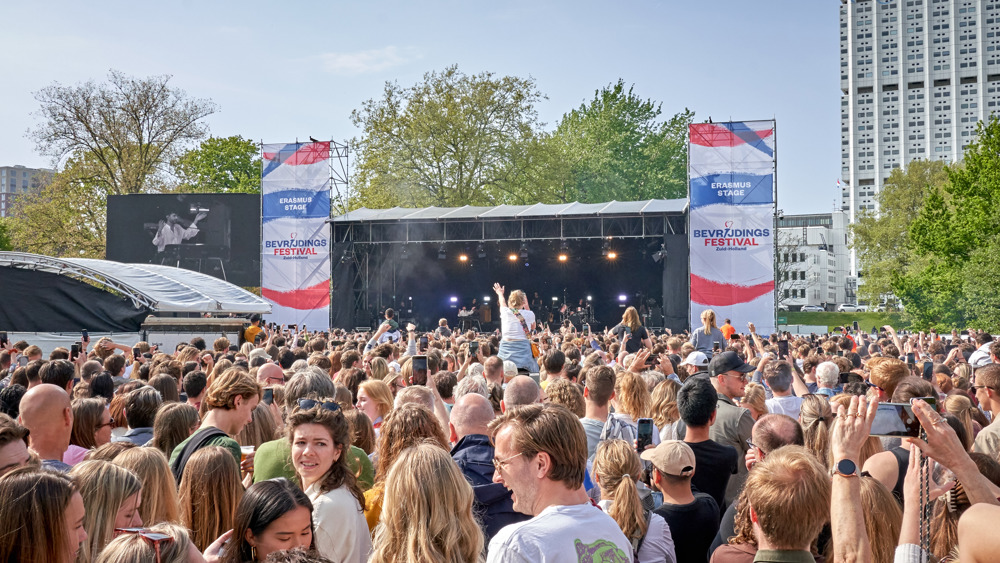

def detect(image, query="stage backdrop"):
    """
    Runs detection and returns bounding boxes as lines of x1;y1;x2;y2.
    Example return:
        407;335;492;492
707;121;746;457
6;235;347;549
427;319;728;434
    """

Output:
261;142;332;329
688;121;776;334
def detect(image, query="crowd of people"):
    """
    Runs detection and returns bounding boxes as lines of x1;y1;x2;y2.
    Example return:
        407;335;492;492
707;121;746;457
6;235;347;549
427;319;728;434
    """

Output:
2;287;1000;562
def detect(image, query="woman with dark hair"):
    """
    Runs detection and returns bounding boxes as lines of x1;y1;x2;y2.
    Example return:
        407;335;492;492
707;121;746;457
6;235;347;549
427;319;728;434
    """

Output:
288;398;372;562
66;397;114;465
90;372;115;402
221;478;315;563
149;373;181;403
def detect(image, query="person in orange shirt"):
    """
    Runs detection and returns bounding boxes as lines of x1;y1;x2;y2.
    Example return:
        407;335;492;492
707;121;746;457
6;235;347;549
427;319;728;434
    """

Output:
720;319;736;341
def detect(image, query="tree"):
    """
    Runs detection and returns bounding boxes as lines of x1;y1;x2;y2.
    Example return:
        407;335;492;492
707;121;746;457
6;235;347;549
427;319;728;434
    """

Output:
850;160;948;310
0;218;12;251
172;135;261;194
30;70;217;195
7;152;109;258
552;80;694;202
350;66;547;208
775;231;807;310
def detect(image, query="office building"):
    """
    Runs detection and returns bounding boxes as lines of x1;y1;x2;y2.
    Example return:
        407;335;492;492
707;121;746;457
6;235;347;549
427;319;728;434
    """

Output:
0;165;51;218
840;0;999;273
776;211;854;310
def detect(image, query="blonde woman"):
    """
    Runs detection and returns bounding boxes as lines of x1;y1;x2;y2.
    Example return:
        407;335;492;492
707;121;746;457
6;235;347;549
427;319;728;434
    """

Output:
799;394;833;466
492;282;539;372
70;460;144;562
739;382;769;420
593;440;676;563
95;522;210;563
689;309;725;357
610;371;660;446
612;306;652;355
0;469;88;563
651;379;682;441
178;446;244;552
370;442;484;563
237;402;279;449
944;393;978;450
356;380;394;437
113;446;181;526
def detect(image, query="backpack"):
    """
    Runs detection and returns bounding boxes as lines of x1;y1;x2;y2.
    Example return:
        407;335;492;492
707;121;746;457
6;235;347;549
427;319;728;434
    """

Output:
630;509;653;562
170;426;228;483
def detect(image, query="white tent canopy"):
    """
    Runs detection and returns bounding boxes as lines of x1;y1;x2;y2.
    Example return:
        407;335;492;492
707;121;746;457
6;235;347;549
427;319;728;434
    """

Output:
0;252;270;314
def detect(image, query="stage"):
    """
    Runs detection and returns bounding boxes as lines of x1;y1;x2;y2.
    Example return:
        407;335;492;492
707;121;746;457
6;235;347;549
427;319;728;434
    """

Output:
329;200;690;332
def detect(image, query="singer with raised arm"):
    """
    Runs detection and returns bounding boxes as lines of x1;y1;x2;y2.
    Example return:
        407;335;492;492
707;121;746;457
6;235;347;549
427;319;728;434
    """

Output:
152;211;208;253
493;282;539;373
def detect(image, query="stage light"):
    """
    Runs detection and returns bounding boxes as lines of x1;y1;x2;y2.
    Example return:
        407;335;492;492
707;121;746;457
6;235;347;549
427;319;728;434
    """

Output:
458;254;468;262
508;253;518;261
558;253;568;262
484;296;491;302
652;244;668;263
607;251;617;260
450;296;458;303
437;245;447;260
552;296;558;302
519;242;529;259
476;243;487;259
618;294;627;302
587;295;592;301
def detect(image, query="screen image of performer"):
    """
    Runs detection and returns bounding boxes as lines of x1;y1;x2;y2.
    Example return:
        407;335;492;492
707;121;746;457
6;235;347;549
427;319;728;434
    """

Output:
152;211;208;253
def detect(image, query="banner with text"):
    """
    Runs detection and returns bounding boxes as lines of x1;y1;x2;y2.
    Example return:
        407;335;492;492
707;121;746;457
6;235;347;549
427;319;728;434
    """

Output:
261;142;331;329
688;121;776;334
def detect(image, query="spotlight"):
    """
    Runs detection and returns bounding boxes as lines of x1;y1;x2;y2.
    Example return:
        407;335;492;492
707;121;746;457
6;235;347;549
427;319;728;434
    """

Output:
558;254;568;262
587;295;592;301
618;294;627;302
450;296;458;303
458;254;468;262
476;243;487;259
437;245;447;260
508;253;518;262
484;296;491;302
607;251;617;260
551;297;558;302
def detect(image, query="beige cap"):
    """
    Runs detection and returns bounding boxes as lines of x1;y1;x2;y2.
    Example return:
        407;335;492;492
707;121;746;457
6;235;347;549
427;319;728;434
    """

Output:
640;440;696;477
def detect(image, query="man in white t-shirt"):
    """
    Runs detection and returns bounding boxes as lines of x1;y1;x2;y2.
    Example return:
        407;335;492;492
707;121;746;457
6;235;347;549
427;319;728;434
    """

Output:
763;360;803;420
487;403;632;562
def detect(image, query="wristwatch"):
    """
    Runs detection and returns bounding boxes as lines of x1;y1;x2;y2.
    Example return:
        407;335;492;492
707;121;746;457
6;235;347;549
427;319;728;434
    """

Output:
831;459;860;478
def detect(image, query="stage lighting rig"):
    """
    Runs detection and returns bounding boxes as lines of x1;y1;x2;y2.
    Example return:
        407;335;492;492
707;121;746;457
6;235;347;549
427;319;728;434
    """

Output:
652;244;668;263
437;245;447;260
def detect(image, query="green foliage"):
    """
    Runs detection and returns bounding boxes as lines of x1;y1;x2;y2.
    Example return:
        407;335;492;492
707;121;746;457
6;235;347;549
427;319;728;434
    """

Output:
350;66;547;208
173;135;261;194
7;152;109;258
552;80;693;202
0;218;12;251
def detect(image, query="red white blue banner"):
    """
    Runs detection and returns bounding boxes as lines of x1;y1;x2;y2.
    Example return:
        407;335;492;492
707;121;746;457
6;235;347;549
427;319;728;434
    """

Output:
688;121;776;334
261;142;331;329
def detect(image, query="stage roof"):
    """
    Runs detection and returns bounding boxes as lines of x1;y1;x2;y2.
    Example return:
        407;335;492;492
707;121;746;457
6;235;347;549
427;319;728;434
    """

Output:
0;252;270;314
330;199;687;223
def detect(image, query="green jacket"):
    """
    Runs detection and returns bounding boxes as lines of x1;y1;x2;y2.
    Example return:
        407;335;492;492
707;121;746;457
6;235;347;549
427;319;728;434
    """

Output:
252;437;374;491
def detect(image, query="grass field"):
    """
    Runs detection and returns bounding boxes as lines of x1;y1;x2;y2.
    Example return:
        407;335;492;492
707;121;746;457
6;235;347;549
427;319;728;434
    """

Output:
779;311;908;333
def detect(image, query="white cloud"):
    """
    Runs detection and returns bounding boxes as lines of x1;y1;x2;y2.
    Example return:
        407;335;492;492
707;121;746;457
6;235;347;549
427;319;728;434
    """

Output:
319;46;418;75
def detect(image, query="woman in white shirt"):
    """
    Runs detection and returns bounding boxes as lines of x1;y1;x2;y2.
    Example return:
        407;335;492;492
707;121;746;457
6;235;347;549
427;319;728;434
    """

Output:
492;282;539;372
289;398;372;563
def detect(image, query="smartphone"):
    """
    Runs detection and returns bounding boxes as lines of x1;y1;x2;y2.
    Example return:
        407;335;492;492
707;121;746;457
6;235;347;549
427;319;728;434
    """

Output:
469;341;479;356
836;350;844;357
583;324;590;336
730;333;740;340
922;361;933;380
871;402;927;437
411;355;429;386
906;353;916;365
636;418;654;453
624;326;632;337
713;342;721;352
262;388;274;406
853;321;860;332
17;356;28;368
419;335;429;349
0;332;7;347
81;329;89;343
777;340;789;359
132;347;141;358
288;324;297;330
71;343;81;360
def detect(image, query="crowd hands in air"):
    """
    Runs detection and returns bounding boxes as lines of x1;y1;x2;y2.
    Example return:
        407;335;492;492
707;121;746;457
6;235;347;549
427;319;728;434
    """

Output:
3;297;1000;562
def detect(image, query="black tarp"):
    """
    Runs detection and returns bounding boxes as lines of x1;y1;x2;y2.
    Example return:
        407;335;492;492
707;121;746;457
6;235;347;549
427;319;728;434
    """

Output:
0;266;149;332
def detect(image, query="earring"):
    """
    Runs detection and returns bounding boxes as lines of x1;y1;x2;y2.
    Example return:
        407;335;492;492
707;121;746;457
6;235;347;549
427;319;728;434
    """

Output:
251;546;257;560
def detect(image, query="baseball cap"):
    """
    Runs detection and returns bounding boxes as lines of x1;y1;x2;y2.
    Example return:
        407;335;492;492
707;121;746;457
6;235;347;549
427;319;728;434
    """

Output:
681;351;710;367
708;351;755;377
641;440;696;477
248;348;271;362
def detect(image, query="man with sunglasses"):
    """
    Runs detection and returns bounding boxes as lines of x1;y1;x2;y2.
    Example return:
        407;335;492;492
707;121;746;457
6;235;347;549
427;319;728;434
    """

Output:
972;364;1000;457
707;350;756;507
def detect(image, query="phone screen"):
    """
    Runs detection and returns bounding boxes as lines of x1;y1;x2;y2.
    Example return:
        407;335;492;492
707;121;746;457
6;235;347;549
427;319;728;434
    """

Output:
262;388;274;405
906;353;916;365
132;347;141;358
17;356;28;368
636;418;654;452
71;343;81;360
0;332;7;347
81;329;89;343
777;340;789;359
713;342;720;352
419;336;429;349
411;355;429;386
922;361;933;380
870;402;922;437
853;321;860;332
469;341;479;356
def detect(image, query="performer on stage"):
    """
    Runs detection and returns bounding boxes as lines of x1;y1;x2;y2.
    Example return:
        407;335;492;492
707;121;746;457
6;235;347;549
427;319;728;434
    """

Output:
493;282;539;372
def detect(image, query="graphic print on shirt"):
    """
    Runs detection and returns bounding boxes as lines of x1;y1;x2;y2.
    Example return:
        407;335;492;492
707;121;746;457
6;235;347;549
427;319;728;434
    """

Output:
573;538;630;563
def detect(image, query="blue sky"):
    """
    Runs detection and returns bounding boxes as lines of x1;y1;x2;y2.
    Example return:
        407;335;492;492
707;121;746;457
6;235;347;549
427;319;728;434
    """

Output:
0;0;839;214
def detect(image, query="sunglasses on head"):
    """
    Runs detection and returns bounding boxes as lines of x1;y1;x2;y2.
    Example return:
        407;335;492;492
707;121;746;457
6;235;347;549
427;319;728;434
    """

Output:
114;528;172;563
297;398;341;412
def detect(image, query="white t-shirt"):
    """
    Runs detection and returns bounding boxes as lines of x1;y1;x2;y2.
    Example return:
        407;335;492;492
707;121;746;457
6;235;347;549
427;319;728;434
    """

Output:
596;500;677;563
765;395;804;420
500;308;535;341
487;502;633;563
306;483;372;563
